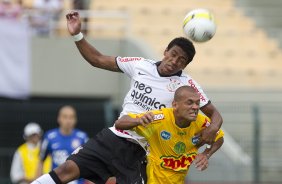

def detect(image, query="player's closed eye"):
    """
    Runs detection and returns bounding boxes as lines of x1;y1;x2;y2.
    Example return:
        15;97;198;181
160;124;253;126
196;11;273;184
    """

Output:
186;100;194;105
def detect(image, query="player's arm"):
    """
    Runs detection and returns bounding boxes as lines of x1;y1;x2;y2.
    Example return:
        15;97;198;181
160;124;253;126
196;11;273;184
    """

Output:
188;78;223;145
36;161;44;177
199;103;223;145
115;112;155;130
66;11;120;72
203;137;224;159
10;151;29;183
36;138;50;177
194;137;224;171
194;130;224;171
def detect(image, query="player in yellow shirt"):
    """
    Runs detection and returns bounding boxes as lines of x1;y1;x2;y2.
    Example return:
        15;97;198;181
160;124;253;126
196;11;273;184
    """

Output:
32;86;222;184
115;86;224;184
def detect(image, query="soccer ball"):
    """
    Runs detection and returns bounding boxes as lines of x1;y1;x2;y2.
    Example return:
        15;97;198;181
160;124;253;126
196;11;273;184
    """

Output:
183;9;216;43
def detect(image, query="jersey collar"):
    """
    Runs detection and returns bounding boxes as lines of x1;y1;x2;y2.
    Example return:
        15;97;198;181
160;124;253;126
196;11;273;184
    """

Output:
155;61;183;77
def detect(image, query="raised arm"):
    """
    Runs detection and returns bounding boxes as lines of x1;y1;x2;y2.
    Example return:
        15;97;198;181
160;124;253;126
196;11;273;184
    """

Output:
66;11;120;72
198;103;223;145
115;112;155;130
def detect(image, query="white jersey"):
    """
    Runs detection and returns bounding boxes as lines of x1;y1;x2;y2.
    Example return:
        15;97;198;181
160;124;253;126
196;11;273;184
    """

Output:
109;57;210;147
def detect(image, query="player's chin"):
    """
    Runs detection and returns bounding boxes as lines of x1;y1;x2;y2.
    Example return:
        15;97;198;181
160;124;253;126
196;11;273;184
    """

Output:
164;66;179;75
187;116;197;122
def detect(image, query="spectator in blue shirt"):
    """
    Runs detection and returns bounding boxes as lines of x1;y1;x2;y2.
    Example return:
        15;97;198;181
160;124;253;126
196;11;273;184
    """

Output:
37;105;88;184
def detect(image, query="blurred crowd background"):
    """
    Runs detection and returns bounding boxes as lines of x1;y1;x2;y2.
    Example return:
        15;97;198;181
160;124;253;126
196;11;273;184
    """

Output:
1;0;282;183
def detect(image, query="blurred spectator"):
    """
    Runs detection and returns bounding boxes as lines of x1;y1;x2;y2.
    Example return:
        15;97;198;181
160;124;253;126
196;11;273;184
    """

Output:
10;122;51;184
73;0;90;35
29;0;63;36
0;0;30;100
37;105;88;184
0;0;22;20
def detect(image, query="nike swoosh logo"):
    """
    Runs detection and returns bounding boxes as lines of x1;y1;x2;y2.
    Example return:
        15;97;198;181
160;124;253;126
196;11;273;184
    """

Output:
138;72;146;75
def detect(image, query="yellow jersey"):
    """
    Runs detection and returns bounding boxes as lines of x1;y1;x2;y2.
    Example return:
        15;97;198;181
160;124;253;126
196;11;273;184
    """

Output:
17;143;51;180
130;108;224;184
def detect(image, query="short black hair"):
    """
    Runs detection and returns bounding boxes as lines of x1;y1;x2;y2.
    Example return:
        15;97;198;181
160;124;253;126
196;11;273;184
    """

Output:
167;37;196;64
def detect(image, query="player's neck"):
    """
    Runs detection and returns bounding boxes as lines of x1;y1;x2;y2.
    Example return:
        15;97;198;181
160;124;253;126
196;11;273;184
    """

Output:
157;65;167;77
26;141;39;148
59;128;73;135
175;118;191;128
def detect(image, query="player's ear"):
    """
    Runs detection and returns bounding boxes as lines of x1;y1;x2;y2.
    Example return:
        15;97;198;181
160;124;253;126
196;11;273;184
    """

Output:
172;100;177;108
164;48;168;56
57;116;61;126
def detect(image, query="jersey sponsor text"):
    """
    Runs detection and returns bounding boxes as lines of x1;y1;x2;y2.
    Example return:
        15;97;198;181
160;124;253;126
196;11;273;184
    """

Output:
131;81;166;111
118;57;142;62
160;153;197;171
188;79;206;102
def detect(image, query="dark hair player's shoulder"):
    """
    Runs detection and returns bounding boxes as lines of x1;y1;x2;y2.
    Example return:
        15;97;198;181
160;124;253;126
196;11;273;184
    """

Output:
167;37;196;63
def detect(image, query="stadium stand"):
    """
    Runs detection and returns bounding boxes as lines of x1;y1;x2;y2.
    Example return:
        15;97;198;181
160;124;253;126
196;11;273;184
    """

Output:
20;0;282;90
88;0;282;90
235;0;282;47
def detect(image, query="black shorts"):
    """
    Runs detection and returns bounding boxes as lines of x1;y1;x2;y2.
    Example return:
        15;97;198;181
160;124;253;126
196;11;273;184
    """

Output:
67;128;146;184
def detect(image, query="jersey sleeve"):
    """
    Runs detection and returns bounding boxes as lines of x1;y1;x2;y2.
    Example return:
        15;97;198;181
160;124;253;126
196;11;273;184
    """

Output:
187;77;210;107
40;134;51;161
214;129;224;142
10;151;24;183
116;56;144;77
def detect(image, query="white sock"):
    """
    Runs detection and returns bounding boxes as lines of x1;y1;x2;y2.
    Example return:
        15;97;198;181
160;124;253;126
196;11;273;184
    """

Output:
31;174;56;184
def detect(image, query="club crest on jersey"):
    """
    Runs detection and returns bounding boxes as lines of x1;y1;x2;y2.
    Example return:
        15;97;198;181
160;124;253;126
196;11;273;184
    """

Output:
160;130;171;140
167;79;182;92
71;139;81;149
174;142;186;154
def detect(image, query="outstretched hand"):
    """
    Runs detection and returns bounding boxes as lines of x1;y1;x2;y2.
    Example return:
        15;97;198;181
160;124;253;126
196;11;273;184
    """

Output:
66;11;81;35
194;153;209;171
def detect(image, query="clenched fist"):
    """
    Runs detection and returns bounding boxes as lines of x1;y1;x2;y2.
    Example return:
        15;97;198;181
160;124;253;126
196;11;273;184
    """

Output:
66;11;82;35
137;112;155;127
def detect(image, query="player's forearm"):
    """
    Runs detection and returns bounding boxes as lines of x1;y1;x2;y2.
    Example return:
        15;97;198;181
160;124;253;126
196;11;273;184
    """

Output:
115;116;140;130
201;103;223;131
36;160;44;177
75;38;103;66
75;39;120;72
210;110;223;131
203;137;224;159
